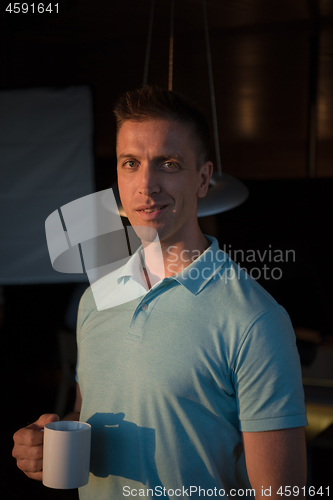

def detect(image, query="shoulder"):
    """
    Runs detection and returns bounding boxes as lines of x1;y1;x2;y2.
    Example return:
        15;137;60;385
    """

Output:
203;235;280;313
206;254;287;338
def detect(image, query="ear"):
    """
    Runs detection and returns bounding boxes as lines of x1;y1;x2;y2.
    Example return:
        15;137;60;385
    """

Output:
197;161;213;198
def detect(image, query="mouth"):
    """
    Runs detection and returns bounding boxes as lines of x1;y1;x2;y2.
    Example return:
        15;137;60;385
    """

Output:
136;205;168;219
138;205;167;213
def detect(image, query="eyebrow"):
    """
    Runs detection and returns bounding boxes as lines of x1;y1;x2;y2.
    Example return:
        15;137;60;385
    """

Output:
118;153;185;162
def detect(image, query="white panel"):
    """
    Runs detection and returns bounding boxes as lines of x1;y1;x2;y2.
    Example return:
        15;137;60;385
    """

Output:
0;86;94;284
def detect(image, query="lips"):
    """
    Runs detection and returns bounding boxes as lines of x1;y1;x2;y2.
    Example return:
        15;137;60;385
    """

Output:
136;205;168;220
137;205;167;212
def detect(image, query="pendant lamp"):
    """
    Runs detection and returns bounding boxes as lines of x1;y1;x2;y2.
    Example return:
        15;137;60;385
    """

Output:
197;0;248;216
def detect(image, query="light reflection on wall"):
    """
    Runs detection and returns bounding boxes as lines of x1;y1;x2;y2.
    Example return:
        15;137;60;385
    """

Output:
237;87;258;138
317;93;331;140
232;34;263;139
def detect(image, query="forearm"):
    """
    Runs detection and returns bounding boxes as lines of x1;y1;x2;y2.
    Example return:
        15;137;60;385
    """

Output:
243;428;307;499
62;384;82;421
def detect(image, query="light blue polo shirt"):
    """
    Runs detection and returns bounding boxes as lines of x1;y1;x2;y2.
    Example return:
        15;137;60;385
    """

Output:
77;236;307;500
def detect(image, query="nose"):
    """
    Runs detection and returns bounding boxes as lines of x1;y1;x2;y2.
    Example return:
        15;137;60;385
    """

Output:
138;165;160;197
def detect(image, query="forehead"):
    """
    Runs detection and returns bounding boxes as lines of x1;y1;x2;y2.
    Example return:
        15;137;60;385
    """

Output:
116;119;194;154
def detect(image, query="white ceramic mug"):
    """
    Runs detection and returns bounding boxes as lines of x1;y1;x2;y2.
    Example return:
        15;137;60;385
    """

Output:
43;421;91;489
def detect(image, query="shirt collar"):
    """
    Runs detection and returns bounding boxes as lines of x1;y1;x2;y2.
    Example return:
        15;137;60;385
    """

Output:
116;235;228;295
116;247;146;287
171;236;228;295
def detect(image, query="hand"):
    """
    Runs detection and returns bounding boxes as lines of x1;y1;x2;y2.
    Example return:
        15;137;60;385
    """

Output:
12;413;59;481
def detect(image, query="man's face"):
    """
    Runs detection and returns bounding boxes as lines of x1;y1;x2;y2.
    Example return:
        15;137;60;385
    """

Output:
116;119;212;247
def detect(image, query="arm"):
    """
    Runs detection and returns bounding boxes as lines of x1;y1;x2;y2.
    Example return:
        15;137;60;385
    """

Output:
243;427;307;499
12;383;82;481
62;383;82;421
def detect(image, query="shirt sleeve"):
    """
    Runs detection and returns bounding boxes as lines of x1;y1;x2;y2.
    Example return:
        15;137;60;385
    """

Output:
232;305;308;432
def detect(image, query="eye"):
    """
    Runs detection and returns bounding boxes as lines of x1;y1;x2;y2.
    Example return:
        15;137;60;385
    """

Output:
124;160;138;168
161;161;179;171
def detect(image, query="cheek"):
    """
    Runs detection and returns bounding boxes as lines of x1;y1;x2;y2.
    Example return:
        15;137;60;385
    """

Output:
117;177;130;203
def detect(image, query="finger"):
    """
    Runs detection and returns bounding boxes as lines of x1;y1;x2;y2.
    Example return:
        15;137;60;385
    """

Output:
16;457;43;474
13;426;44;448
20;467;43;482
34;413;59;429
12;442;43;461
28;471;43;481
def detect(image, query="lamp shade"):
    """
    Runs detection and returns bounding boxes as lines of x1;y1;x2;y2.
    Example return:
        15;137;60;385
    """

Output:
197;172;249;217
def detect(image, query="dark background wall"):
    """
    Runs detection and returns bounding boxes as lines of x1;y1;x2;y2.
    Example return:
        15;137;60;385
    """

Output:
1;1;333;498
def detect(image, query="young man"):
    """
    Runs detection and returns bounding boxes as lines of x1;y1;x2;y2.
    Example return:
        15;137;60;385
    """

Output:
13;87;307;499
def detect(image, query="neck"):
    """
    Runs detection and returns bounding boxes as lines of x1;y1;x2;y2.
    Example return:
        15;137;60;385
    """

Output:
141;231;210;287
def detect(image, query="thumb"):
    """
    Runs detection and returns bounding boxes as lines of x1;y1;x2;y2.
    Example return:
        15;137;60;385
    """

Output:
34;413;60;430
